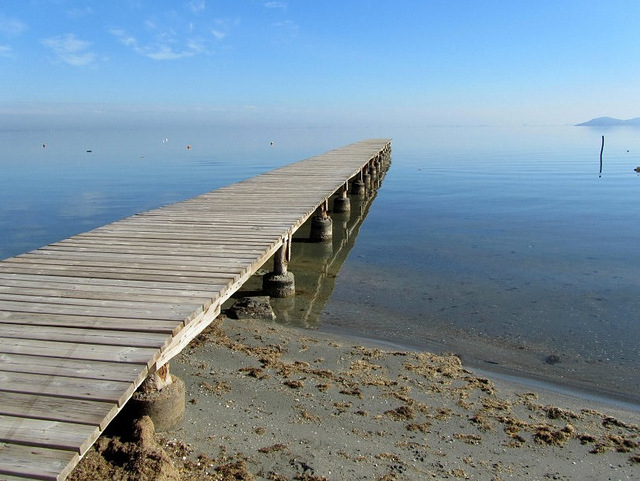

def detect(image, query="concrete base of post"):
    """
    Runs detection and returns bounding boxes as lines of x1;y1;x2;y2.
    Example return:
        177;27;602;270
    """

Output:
333;195;351;213
310;215;332;241
352;179;366;196
127;374;185;432
262;271;295;297
363;172;371;189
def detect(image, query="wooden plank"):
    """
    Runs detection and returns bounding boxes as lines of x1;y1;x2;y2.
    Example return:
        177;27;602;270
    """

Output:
4;256;255;270
0;263;243;284
97;220;295;229
0;392;117;429
0;284;217;305
1;395;111;436
0;272;229;294
48;240;267;255
23;249;262;264
0;324;170;349
0;442;78;481
0;415;100;454
82;227;286;237
0;473;55;481
73;231;281;243
0;311;182;334
0;353;147;383
0;337;159;365
0;299;194;321
0;371;134;404
0;293;206;314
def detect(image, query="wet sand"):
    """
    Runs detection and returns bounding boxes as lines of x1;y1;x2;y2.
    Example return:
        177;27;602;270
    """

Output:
70;314;639;480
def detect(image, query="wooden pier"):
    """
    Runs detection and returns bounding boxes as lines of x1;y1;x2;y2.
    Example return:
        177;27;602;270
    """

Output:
0;139;391;481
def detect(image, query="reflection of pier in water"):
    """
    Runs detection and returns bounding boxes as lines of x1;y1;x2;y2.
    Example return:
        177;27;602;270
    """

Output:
249;165;389;327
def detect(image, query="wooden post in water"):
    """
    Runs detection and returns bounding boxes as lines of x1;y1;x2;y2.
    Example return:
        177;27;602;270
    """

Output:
363;164;372;190
263;235;296;297
351;170;366;196
599;135;604;177
369;158;378;179
310;201;333;241
333;182;351;213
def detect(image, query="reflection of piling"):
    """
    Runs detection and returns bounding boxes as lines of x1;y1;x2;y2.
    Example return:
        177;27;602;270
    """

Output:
276;157;388;326
291;188;381;326
262;141;392;308
599;135;604;177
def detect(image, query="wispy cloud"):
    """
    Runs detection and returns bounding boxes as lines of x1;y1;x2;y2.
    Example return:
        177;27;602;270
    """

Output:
109;28;136;48
0;45;12;57
109;7;239;61
210;17;239;41
110;27;204;60
211;29;226;40
0;15;27;36
187;0;206;14
42;33;96;66
265;1;287;9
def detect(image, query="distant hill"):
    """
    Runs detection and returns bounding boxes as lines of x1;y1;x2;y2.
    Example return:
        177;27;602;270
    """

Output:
576;117;640;126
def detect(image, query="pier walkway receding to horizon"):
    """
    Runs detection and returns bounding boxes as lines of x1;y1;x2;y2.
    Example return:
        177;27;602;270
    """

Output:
0;139;391;481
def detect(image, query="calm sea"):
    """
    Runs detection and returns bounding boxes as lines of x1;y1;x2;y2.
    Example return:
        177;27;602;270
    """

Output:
1;123;639;407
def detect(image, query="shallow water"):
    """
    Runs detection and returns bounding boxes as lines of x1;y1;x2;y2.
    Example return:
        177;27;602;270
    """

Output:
319;125;640;406
2;123;639;405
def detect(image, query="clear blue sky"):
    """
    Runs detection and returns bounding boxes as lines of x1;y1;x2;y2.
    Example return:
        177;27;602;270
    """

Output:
1;0;639;127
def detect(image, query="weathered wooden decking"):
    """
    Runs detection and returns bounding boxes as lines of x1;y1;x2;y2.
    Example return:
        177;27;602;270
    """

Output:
0;139;391;481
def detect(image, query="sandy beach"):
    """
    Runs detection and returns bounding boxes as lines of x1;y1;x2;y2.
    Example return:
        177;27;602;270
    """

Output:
69;313;639;480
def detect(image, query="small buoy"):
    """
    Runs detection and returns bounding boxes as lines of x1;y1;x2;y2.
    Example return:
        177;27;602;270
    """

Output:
86;150;92;153
42;143;46;149
186;145;191;150
270;141;274;146
634;167;640;173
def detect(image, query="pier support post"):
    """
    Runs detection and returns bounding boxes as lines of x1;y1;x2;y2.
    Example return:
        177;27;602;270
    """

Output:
127;363;185;432
351;170;366;196
369;160;378;179
310;201;333;241
263;236;295;297
363;165;372;191
332;183;351;213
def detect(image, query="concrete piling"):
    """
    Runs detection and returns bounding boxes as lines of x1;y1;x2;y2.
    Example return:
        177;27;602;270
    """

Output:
126;363;185;432
263;239;296;297
333;183;351;213
310;203;333;242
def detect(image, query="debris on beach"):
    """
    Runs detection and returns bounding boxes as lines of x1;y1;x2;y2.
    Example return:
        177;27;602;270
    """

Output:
227;296;276;320
545;354;561;365
69;315;640;480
